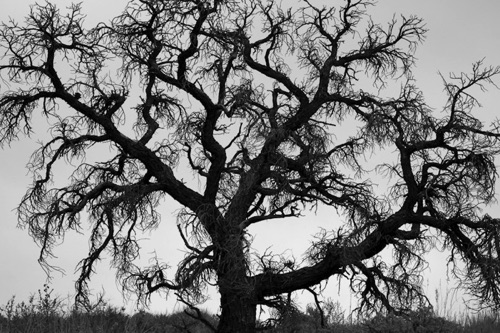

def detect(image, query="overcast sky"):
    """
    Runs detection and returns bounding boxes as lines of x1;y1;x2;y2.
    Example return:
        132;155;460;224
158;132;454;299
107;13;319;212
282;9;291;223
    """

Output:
1;0;499;316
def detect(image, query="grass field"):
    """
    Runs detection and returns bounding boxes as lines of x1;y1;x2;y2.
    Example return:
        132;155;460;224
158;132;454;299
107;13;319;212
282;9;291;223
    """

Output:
0;285;498;332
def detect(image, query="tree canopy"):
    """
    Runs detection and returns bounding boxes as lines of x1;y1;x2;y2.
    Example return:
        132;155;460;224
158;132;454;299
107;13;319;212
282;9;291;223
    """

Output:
1;0;500;331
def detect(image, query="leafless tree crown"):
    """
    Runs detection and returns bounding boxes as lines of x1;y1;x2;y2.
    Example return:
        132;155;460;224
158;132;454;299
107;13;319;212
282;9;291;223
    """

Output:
1;0;500;331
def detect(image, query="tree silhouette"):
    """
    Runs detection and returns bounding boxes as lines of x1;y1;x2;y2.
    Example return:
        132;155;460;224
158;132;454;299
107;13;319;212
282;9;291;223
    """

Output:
1;0;500;331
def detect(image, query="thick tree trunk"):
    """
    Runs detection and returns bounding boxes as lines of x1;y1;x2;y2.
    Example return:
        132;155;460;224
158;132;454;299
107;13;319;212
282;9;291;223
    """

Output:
217;290;257;333
207;207;258;332
213;239;257;332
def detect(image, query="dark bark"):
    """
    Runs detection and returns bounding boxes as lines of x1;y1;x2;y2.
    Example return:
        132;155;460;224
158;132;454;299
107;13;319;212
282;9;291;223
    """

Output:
213;238;258;331
218;289;257;333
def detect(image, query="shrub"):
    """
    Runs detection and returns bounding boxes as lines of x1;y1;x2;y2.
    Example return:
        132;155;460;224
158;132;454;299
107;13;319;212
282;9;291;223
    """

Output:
364;307;462;333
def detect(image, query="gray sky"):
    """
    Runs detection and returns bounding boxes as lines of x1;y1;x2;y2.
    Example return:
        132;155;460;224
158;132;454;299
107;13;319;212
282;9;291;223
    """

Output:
1;0;499;316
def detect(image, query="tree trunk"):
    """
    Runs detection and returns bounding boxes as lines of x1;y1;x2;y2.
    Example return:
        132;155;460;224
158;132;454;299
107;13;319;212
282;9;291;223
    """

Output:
208;209;257;332
214;242;257;332
217;290;257;333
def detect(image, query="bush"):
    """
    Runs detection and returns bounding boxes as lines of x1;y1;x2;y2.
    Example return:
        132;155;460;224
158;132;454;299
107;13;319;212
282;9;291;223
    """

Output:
462;312;500;333
364;307;462;333
0;284;66;333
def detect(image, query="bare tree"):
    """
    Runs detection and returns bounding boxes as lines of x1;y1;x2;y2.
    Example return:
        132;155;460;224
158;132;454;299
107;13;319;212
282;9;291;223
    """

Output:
1;0;500;331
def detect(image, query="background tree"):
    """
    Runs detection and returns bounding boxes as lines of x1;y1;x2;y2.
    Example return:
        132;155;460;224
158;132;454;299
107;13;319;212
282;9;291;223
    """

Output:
1;0;500;332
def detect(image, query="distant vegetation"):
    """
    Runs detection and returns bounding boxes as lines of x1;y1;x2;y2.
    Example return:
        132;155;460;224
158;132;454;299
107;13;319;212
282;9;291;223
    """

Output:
0;285;498;332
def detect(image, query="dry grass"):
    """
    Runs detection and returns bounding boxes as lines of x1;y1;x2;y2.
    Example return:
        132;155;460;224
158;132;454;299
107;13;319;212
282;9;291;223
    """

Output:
0;285;498;332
